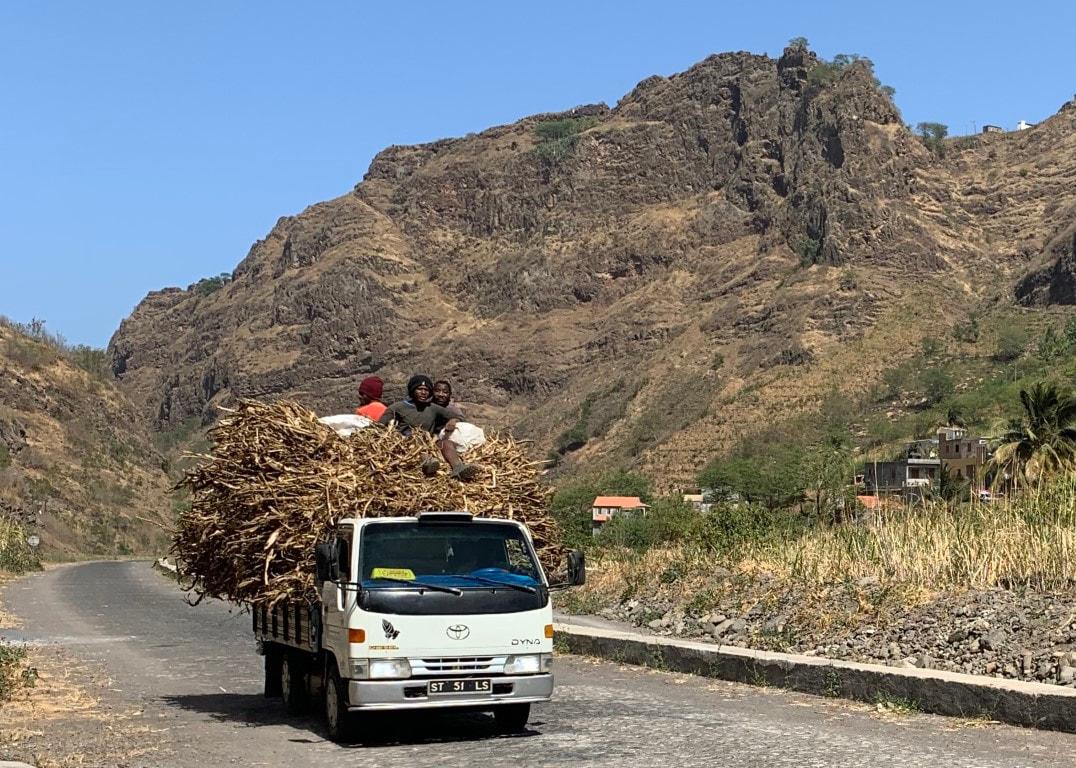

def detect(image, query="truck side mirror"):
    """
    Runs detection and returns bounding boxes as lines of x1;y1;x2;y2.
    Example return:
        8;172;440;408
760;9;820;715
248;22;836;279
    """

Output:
315;539;341;583
567;549;586;587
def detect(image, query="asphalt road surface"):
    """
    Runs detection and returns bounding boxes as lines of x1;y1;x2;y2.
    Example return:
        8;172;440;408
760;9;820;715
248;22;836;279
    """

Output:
6;561;1076;767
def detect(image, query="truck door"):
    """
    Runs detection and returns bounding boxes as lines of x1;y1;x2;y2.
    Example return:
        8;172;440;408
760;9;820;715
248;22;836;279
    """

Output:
321;525;354;662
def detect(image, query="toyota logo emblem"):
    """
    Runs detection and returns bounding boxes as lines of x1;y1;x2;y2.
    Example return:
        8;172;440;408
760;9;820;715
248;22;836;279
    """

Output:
446;624;470;640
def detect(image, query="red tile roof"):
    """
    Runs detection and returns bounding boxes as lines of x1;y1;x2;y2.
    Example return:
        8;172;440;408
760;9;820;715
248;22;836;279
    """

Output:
592;496;648;508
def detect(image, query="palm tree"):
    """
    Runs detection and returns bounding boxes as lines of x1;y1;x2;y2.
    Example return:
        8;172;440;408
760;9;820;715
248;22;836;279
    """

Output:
991;382;1076;486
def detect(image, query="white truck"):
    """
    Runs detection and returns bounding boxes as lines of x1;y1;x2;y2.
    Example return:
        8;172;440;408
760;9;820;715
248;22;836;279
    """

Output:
253;511;585;741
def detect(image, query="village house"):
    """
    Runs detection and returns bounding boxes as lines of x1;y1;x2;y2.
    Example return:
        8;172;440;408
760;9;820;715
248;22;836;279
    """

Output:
981;124;1004;134
681;492;713;512
938;426;990;490
862;427;992;498
591;495;649;535
861;438;939;497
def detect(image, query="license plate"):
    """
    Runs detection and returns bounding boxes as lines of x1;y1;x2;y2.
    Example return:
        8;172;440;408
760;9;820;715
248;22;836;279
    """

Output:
428;678;492;695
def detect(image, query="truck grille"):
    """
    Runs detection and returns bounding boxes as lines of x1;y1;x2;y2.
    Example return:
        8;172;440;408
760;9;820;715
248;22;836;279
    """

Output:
410;656;506;677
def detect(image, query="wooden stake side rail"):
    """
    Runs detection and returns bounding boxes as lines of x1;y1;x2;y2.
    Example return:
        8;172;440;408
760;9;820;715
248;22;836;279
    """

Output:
252;601;318;652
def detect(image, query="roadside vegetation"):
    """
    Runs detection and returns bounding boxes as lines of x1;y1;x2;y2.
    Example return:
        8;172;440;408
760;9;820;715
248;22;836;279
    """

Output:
0;642;34;704
0;518;40;574
557;310;1076;639
0;519;39;705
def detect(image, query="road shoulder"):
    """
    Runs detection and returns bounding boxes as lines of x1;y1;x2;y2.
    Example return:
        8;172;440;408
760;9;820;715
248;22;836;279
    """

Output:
0;567;170;767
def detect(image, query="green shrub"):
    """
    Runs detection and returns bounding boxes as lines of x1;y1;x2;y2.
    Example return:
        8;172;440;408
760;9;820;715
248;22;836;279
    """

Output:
4;336;59;371
0;444;9;470
0;642;35;701
555;422;588;453
920;367;953;405
805;52;894;96
0;518;41;574
953;315;980;343
1064;316;1076;347
534;117;597;141
916;122;949;157
807;61;843;89
797;236;823;266
193;273;232;296
994;325;1029;362
597;497;702;550
880;365;912;399
1037;326;1067;362
532;117;597;168
534;137;579;167
68;345;112;381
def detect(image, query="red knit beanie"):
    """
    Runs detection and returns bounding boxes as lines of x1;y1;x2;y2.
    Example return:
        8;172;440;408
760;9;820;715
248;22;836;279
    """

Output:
358;376;383;400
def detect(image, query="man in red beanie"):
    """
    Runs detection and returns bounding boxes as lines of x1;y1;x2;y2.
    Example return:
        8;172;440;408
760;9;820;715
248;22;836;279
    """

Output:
354;376;386;421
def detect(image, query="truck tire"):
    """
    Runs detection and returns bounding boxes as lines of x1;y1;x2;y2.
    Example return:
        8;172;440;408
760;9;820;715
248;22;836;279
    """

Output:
280;654;308;715
324;663;358;743
493;703;530;733
264;646;282;698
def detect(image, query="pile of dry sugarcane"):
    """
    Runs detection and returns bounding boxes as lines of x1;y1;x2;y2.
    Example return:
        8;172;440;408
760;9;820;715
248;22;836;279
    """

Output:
172;399;564;607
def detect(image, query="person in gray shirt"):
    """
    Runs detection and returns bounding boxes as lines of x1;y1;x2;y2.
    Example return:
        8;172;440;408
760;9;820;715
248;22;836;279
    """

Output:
379;374;479;480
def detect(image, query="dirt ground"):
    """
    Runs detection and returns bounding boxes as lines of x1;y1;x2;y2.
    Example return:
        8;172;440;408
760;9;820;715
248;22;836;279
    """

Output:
0;570;166;767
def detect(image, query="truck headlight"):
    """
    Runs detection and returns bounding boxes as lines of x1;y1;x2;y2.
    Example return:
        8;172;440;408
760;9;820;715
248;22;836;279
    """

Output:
367;658;412;680
504;654;544;675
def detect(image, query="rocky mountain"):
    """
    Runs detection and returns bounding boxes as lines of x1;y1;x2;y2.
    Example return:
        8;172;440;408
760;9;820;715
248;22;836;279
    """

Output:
108;45;1076;486
0;321;172;556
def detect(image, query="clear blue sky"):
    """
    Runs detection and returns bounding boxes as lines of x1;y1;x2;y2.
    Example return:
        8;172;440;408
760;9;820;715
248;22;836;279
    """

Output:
2;1;1074;347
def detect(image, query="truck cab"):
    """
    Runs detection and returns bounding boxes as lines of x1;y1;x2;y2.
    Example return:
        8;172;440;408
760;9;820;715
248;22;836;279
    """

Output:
255;511;584;742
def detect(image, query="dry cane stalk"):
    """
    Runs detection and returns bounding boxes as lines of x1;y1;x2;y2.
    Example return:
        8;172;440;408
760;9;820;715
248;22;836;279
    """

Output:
173;399;564;607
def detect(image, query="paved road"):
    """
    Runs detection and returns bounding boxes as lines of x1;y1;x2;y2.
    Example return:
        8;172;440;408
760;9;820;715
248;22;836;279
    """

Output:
5;561;1076;767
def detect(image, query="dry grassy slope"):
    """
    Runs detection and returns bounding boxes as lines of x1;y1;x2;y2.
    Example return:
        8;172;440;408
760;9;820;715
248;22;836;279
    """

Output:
107;48;1076;489
0;324;172;556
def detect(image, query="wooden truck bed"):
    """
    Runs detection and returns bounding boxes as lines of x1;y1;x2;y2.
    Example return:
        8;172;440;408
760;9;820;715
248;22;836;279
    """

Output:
252;601;319;653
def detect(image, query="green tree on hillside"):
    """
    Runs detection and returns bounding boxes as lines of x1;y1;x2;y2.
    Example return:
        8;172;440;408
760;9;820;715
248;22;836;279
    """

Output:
916;122;949;156
994;325;1028;362
991;382;1076;486
802;429;855;522
700;443;806;510
921;367;953;405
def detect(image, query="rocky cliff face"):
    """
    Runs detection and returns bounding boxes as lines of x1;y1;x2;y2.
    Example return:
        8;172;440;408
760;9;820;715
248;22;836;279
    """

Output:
108;46;1076;485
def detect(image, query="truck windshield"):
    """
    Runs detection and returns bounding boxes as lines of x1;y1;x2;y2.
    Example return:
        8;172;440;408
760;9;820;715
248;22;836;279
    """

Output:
359;521;542;591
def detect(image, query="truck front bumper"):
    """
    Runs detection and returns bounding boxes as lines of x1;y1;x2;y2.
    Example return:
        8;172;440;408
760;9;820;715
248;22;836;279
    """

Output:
347;673;553;711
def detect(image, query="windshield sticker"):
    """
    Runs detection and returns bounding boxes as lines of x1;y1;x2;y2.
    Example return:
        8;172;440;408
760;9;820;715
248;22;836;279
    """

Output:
371;567;415;580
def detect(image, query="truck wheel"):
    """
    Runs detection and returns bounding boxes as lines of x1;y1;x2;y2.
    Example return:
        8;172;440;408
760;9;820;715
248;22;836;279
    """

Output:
280;654;308;715
493;703;530;733
324;664;358;743
264;647;282;698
